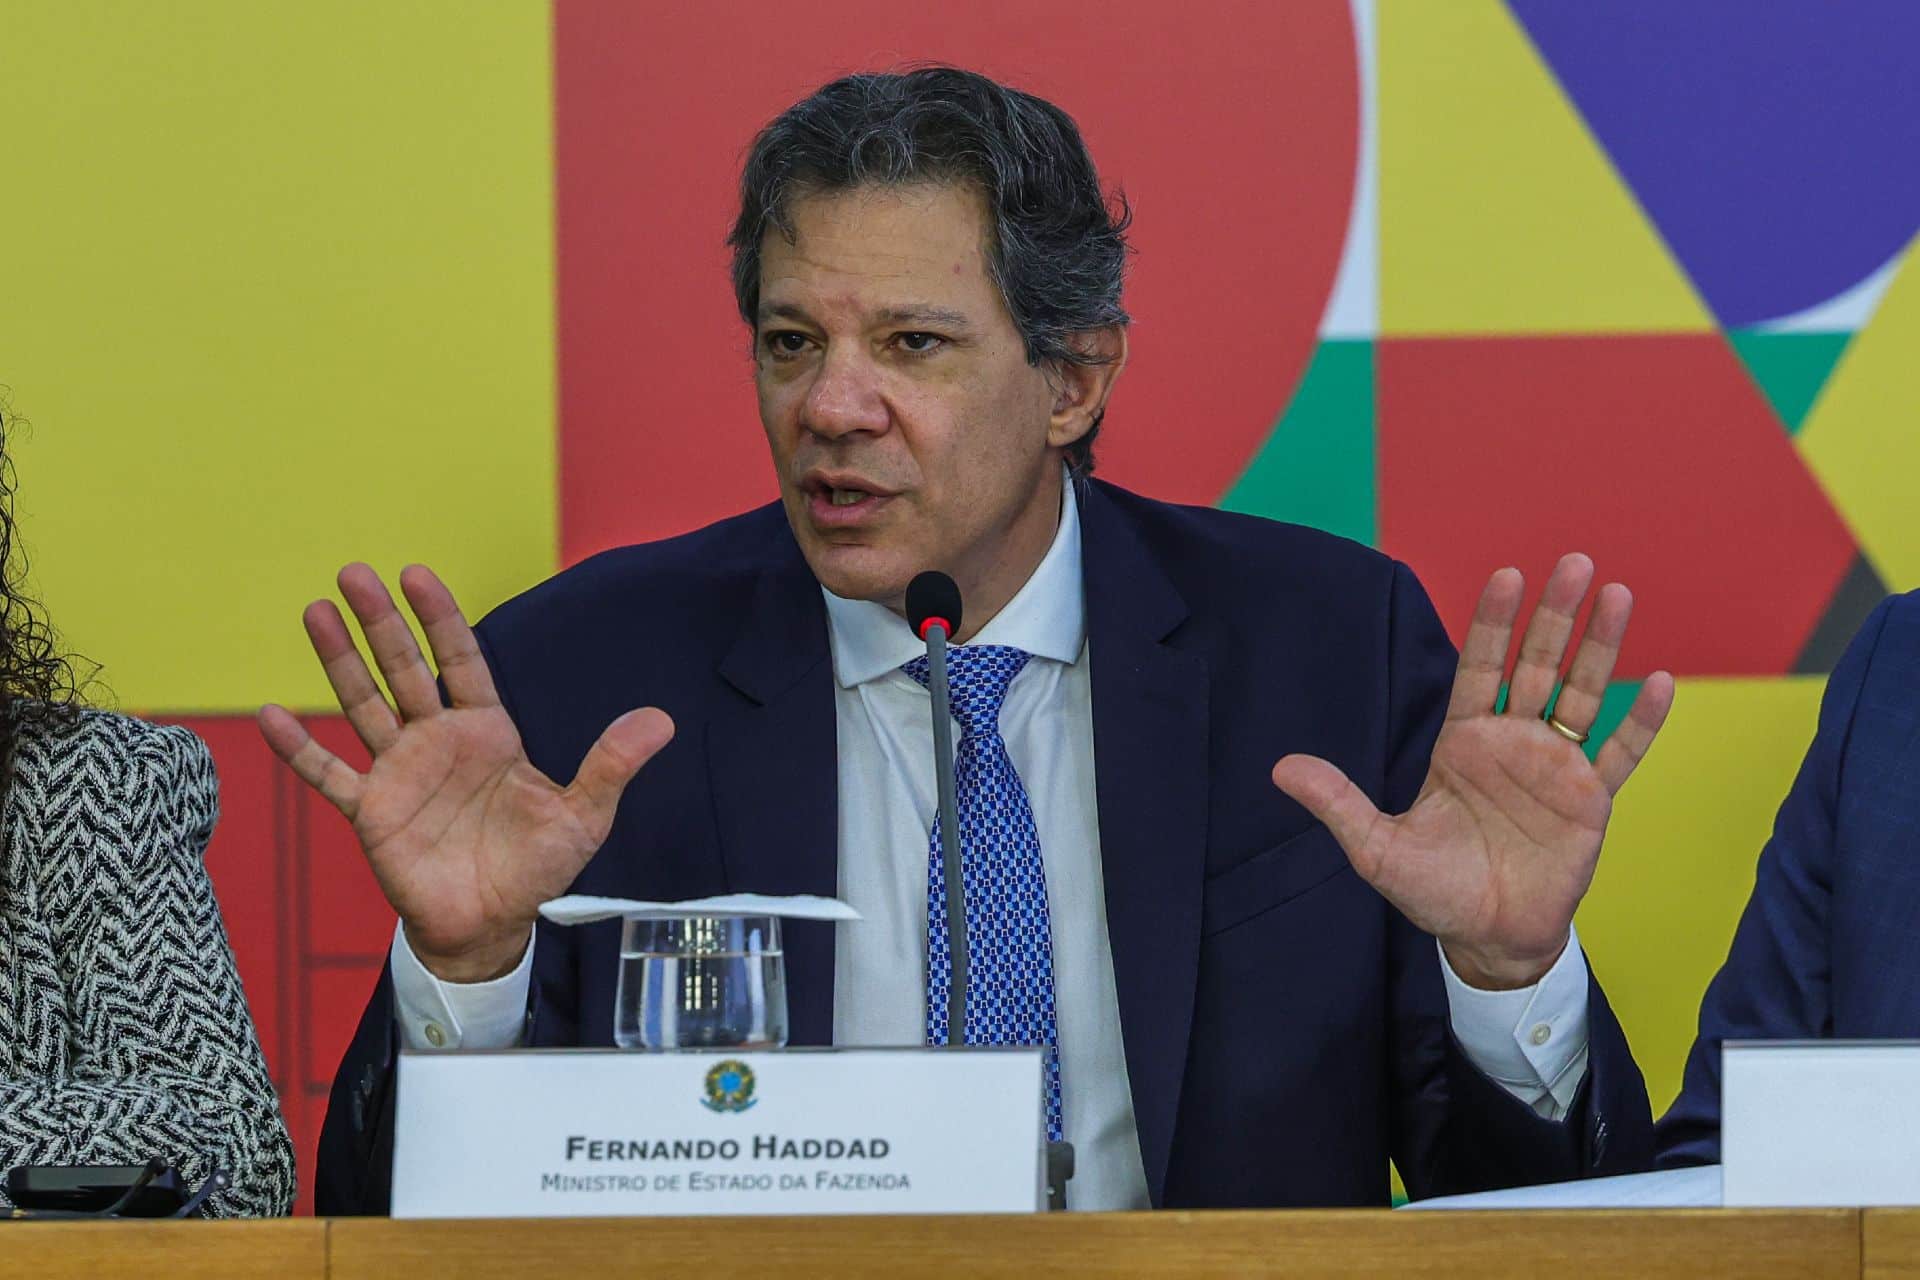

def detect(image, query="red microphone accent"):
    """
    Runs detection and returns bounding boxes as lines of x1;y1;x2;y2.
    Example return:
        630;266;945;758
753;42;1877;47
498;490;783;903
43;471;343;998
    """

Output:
916;616;952;641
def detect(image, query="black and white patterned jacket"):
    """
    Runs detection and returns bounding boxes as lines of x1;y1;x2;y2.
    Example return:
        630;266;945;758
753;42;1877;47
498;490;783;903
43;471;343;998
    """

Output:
0;709;295;1216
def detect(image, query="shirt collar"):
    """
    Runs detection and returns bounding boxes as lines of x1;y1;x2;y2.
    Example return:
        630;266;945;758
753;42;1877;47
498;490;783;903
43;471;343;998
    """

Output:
822;472;1086;689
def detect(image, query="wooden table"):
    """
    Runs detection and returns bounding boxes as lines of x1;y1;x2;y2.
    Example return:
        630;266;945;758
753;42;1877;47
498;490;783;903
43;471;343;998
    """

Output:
4;1208;1919;1277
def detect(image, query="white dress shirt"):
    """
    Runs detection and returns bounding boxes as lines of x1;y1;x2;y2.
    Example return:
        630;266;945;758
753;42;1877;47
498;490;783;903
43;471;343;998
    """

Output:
390;475;1594;1208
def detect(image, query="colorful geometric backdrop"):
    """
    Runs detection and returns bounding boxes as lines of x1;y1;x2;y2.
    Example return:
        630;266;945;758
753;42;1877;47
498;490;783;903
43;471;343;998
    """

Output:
2;1;1916;1212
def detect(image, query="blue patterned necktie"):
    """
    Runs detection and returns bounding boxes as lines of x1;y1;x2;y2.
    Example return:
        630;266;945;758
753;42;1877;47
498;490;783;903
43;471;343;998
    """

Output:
903;644;1064;1144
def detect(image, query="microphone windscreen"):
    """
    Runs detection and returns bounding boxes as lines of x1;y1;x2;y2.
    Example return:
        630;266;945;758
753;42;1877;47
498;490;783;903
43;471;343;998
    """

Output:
906;571;963;640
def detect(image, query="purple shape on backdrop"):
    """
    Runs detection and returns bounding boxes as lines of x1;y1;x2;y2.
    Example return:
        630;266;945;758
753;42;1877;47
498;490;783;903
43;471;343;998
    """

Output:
1508;1;1920;327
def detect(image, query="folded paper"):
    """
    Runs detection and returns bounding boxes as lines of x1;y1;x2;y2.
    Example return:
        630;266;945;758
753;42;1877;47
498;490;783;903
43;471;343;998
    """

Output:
539;893;862;926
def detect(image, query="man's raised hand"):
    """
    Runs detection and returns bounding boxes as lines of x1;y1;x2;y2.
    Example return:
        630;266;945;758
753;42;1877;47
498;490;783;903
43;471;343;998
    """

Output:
1271;554;1674;990
257;564;673;982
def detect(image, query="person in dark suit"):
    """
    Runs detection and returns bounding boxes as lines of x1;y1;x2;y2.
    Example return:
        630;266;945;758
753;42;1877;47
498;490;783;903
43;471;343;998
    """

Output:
263;69;1676;1214
1658;591;1920;1165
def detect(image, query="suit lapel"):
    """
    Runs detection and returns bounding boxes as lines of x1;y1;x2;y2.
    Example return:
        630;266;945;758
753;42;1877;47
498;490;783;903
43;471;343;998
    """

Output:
707;547;840;1048
1080;480;1209;1207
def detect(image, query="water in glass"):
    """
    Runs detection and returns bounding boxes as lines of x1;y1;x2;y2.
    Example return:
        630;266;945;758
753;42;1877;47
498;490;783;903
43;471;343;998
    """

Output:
614;914;788;1050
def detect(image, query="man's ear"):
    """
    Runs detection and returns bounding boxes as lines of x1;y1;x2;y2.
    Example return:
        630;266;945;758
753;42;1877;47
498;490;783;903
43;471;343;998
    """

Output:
1045;326;1128;450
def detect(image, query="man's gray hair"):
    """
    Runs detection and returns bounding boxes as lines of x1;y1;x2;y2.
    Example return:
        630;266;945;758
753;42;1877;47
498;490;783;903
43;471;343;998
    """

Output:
728;67;1131;475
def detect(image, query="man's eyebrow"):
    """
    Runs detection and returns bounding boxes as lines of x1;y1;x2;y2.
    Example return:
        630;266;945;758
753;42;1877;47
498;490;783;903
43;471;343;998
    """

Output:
757;302;814;326
873;305;973;329
754;302;976;329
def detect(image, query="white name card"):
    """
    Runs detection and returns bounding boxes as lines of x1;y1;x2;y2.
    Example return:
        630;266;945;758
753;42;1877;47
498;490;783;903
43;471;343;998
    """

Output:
1723;1040;1920;1206
392;1047;1044;1218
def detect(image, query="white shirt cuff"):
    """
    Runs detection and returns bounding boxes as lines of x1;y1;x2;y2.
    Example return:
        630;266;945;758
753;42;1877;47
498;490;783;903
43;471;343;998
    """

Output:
388;921;535;1051
1439;926;1592;1120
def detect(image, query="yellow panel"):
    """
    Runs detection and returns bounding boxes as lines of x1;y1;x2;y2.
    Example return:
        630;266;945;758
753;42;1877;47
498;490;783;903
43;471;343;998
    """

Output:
1577;676;1826;1114
1378;0;1712;336
0;2;554;713
1798;239;1920;591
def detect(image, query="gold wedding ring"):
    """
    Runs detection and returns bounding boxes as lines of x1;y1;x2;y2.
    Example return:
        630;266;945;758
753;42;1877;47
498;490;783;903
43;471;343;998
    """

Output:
1544;713;1590;745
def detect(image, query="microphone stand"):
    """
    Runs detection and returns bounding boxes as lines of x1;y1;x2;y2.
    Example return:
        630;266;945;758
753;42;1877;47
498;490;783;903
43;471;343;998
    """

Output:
910;571;1067;1208
924;621;968;1041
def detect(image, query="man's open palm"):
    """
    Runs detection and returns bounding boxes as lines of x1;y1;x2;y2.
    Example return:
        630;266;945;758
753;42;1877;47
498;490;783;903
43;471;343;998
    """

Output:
1272;555;1674;989
258;564;673;982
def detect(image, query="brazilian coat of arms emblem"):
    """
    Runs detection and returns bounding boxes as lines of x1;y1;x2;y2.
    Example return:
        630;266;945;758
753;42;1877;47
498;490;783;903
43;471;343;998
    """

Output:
702;1059;757;1113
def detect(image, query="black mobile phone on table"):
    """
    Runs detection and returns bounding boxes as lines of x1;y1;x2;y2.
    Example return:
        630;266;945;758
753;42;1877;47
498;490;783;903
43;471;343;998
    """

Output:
6;1164;187;1217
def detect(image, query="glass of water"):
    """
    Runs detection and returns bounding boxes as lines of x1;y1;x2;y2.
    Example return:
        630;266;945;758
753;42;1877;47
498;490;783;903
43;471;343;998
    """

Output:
614;914;788;1050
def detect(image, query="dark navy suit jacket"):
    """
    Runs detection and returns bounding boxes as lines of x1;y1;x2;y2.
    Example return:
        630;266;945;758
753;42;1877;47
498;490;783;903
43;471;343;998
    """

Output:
316;478;1652;1213
1659;590;1920;1164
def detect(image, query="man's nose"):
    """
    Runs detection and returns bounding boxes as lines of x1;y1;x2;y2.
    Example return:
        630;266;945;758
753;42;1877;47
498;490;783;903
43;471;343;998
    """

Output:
801;348;889;440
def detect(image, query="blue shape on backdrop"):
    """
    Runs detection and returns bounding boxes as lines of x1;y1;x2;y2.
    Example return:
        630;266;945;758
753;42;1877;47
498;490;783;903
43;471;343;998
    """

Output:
1508;0;1920;327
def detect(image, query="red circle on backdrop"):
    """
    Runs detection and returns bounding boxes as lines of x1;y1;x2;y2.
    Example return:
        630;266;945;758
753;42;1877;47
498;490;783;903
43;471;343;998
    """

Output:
555;0;1358;560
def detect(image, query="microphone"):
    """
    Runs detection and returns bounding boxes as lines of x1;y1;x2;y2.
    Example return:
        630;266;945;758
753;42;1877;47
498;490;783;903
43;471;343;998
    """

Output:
908;570;1072;1209
906;570;968;1043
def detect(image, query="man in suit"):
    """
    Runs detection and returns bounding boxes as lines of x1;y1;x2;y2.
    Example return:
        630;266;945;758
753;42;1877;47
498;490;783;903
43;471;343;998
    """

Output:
264;68;1676;1214
1658;591;1920;1164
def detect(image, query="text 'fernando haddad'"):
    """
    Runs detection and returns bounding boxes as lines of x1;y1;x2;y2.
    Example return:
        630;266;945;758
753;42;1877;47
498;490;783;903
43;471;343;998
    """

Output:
565;1135;892;1161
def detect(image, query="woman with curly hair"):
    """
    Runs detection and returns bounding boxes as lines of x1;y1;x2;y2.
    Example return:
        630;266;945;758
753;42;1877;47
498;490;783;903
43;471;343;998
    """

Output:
0;402;294;1216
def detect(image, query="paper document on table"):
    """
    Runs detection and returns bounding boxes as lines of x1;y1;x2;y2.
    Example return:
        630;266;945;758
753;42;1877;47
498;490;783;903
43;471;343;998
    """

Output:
539;893;861;925
1399;1165;1721;1210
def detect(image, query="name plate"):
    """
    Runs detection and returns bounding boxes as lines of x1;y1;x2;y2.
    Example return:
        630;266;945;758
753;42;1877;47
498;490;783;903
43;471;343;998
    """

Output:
1723;1040;1920;1206
392;1047;1044;1218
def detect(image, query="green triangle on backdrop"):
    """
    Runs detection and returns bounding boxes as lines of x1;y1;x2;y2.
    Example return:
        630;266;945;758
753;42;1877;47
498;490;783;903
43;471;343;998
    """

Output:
1586;681;1644;762
1727;329;1853;435
1220;339;1375;546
